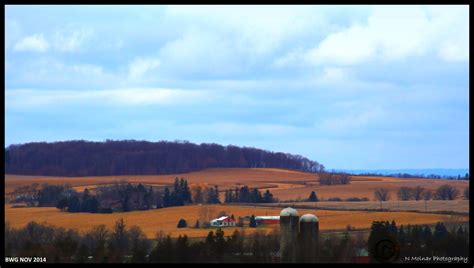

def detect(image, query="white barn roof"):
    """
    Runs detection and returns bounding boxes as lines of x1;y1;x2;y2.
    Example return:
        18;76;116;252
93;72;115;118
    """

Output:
211;216;229;222
255;216;280;220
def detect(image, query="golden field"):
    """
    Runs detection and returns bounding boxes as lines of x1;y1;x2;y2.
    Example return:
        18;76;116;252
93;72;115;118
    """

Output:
258;200;469;213
5;168;469;201
5;204;468;239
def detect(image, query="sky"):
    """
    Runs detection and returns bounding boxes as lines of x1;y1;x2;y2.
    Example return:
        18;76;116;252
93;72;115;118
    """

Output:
5;5;469;170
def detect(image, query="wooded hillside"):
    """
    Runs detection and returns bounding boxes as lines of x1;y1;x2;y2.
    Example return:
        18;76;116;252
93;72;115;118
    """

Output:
5;140;323;176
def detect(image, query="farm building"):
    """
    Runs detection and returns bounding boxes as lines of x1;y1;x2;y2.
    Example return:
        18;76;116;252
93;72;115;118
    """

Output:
210;216;237;227
255;216;280;225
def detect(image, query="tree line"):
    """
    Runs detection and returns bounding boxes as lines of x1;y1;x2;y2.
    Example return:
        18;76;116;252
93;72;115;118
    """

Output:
10;178;280;213
350;172;469;181
224;186;277;203
319;173;351;185
5;140;324;176
6;219;467;263
375;184;468;203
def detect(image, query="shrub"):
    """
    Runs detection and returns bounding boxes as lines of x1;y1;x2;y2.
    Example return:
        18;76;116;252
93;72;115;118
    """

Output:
177;219;187;228
345;197;369;202
327;197;342;202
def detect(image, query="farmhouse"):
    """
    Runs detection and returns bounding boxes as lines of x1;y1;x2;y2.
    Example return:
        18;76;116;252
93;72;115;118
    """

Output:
255;216;280;225
210;216;237;227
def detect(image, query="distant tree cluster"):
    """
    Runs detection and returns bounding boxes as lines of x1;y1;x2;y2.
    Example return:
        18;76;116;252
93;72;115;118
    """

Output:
5;140;324;176
396;184;462;202
224;186;277;203
353;172;469;181
319;173;351;185
397;186;426;201
163;178;193;207
434;184;460;200
56;189;100;213
12;178;211;212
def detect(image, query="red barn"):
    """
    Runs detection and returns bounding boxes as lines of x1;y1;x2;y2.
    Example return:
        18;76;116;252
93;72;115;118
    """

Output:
255;216;280;225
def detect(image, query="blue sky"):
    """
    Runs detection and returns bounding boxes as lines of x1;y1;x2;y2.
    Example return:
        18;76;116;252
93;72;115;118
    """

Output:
5;5;469;170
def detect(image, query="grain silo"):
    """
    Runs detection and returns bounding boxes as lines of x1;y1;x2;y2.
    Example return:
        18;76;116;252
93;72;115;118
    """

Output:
298;213;319;262
279;207;299;262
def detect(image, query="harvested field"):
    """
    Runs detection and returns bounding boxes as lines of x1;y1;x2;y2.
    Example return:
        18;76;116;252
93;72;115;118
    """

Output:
5;204;468;239
253;200;469;214
5;168;469;202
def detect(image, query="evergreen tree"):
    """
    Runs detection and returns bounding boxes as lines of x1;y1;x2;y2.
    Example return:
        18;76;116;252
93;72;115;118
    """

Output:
309;191;318;202
108;218;129;260
249;215;257;228
224;190;230;203
183;180;192;203
214;228;226;260
214;185;220;204
263;190;274;203
434;222;448;240
177;219;187;228
234;187;239;203
67;195;82;213
163;187;171;207
175;235;191;262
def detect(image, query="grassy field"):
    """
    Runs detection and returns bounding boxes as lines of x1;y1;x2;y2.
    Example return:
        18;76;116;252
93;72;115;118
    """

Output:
5;168;469;201
5;204;468;239
252;200;469;214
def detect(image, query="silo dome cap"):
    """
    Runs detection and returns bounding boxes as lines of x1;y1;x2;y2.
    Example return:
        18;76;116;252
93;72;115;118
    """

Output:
280;207;298;216
300;214;319;223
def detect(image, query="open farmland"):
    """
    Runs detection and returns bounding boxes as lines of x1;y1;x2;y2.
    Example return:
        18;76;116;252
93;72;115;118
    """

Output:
5;204;468;239
253;200;469;214
5;168;469;202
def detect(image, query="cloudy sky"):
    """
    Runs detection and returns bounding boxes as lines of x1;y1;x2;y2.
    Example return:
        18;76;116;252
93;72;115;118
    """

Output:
5;5;469;170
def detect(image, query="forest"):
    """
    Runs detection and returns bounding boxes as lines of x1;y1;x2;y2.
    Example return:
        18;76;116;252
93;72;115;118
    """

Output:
5;140;323;176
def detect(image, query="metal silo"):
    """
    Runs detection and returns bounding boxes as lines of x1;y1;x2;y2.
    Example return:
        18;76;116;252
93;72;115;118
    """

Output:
279;207;299;262
298;213;319;262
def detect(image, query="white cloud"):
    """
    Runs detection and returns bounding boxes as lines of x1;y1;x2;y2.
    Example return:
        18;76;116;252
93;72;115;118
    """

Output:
13;33;49;52
53;26;94;52
128;57;161;80
163;121;300;138
70;64;104;76
6;88;212;108
306;5;469;65
158;29;239;77
319;67;349;82
165;5;324;56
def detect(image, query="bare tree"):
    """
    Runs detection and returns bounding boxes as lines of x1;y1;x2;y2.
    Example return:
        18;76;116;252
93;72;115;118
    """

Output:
374;188;390;209
83;224;109;258
198;205;216;227
397;187;412;201
435;184;460;200
422;190;432;212
339;174;351;184
413;186;424;201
